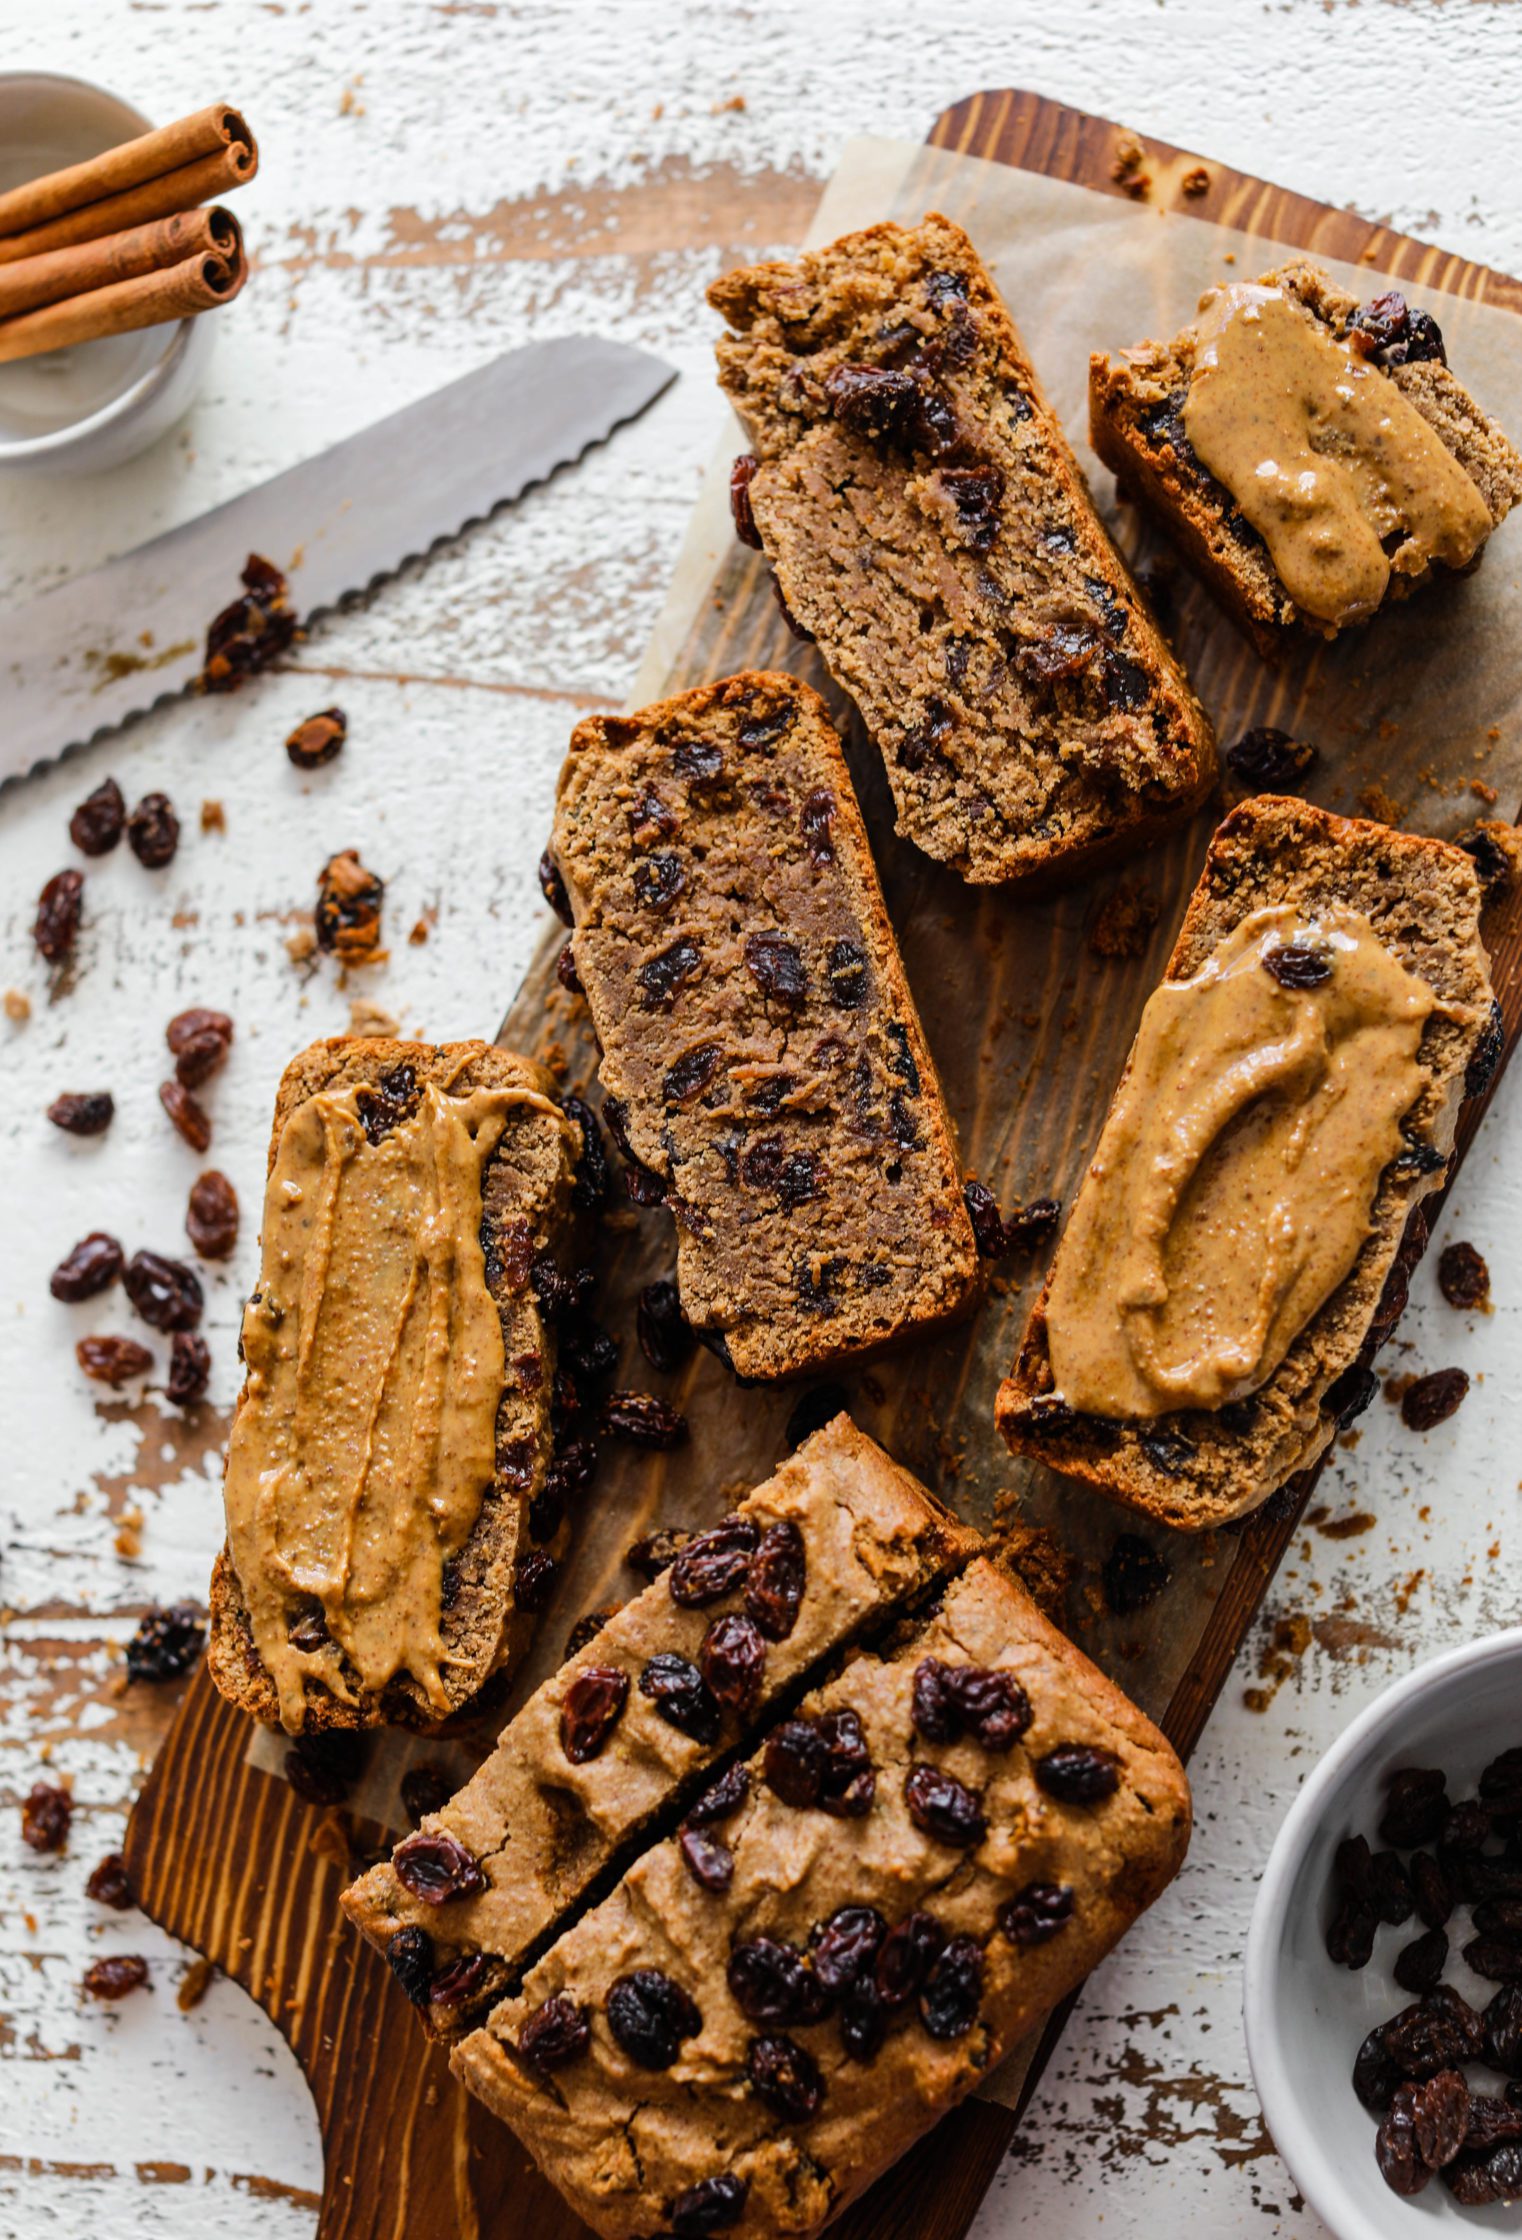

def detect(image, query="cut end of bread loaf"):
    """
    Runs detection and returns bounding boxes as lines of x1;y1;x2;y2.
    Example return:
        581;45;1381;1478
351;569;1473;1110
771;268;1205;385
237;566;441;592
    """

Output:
997;796;1495;1529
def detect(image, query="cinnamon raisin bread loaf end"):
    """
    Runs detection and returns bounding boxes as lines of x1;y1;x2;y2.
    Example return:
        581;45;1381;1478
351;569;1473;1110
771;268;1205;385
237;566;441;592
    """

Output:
342;1413;978;2039
998;797;1498;1529
207;1038;587;1733
710;212;1216;885
452;1557;1190;2239
1090;261;1522;656
548;672;980;1379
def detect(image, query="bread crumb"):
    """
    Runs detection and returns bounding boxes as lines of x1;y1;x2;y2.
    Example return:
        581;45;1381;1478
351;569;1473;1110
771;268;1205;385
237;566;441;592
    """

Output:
4;988;31;1023
1357;782;1405;828
200;800;226;834
1089;882;1160;959
347;996;401;1039
712;93;746;113
1472;779;1499;803
114;1506;144;1560
177;1957;217;2010
1181;164;1210;197
286;921;317;966
408;916;432;946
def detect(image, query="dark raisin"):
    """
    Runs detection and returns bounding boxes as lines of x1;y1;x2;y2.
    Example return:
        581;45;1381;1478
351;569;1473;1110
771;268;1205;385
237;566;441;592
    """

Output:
1394;1926;1450;1993
1102;1534;1174;1615
746;2031;823;2120
1484;1985;1522;2075
1402;1368;1469;1431
555;941;582;993
810;1906;886;1994
669;2171;750;2236
560;1665;629;1762
1035;1743;1123;1805
698;1614;766;1718
744;1520;805;1642
762;1715;836;1811
729;448;762;549
355;1063;420;1146
638;936;703;1012
662;1042;724;1105
1367;1849;1414;1927
825;938;867;1009
904;1762;986;1848
1464;2093;1522;2151
315;848;384;961
1138;1426;1195;1475
70;777;126;855
1473;1898;1522;1944
1481;1746;1522;1812
561;1316;617;1384
824;361;921;446
186;1171;239;1259
910;1658;1030;1750
166;1329;211;1406
1350;291;1447;367
514;1550;557;1610
199;554;298;691
875;1911;946;2010
516;1991;590;2070
77;1333;153;1386
783;1383;849;1449
48;1090;113;1135
1411;1851;1454;1930
799;788;836;867
125;1602;205;1681
83;1955;150;2000
670;1515;758;1605
556;1095;607;1213
1466;997;1505;1098
940;463;1004;551
398;1763;454;1828
544;1437;598;1508
1324;1362;1378;1430
1224;727;1318;792
639;1652;721;1744
50;1231;123;1302
1263;943;1331;989
285;707;346;768
538;848;573;925
1391;1125;1447;1179
1437;1241;1490;1309
428;1952;487;2007
1386;1986;1485;2075
839;1979;886;2059
127;791;179;868
633;853;687;911
1377;2084;1434;2197
1466;1939;1522;1982
284;1729;365;1805
1412;2068;1471;2169
387;1930;441;2003
744;931;808;1008
678;1827;734;1892
1381;1767;1449;1848
1004;1197;1062;1252
21;1781;72;1852
633;1279;690;1375
35;868;84;962
686;1762;750;1829
999;1882;1075;1948
919;1934;984;2040
1020;622;1101;685
626;1527;689;1581
727;1936;830;2027
600;1390;688;1449
562;1609;616;1660
1444;2140;1522;2205
86;1851;133;1910
1353;2021;1403;2113
159;1079;212;1151
1457;821;1521;905
1326;1896;1377;1968
123;1249;203;1332
166;1006;234;1087
606;1968;701;2069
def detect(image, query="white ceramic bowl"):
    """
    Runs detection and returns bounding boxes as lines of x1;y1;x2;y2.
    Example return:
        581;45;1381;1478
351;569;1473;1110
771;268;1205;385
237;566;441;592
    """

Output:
1245;1630;1522;2238
0;73;216;475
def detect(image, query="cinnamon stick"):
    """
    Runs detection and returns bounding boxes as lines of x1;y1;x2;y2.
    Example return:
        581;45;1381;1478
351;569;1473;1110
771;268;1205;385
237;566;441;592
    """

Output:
0;104;254;238
0;206;239;322
0;248;246;366
0;146;256;268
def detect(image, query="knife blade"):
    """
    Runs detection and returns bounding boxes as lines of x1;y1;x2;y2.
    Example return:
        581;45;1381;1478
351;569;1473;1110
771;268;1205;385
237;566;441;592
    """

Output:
0;334;676;793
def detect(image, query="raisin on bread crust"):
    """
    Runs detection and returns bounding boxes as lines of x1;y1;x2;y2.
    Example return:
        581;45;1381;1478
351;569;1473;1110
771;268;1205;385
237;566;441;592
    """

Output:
1089;261;1522;656
549;671;980;1380
206;1038;583;1732
997;798;1495;1529
341;1414;978;2039
451;1557;1190;2240
710;211;1216;886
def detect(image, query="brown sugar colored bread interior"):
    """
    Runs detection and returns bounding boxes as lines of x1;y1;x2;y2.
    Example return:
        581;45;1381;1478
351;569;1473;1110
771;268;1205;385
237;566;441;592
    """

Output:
549;671;980;1380
341;1414;978;2040
1089;260;1522;656
710;211;1216;886
451;1557;1191;2240
206;1037;585;1732
996;797;1495;1530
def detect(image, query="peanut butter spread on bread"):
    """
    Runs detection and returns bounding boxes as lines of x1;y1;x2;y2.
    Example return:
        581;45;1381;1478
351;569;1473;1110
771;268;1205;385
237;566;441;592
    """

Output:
223;1074;564;1730
1183;281;1491;627
1046;903;1444;1419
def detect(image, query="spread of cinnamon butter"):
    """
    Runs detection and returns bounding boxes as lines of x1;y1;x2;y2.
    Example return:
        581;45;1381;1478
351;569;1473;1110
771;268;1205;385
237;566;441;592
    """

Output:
1045;904;1441;1420
1182;282;1491;627
223;1075;563;1732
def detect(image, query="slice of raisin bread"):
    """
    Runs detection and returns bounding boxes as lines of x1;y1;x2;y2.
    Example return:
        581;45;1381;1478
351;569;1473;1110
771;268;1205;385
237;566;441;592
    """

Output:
1090;261;1522;656
341;1414;977;2039
547;671;980;1379
997;799;1498;1528
207;1038;589;1732
451;1557;1190;2240
709;211;1216;885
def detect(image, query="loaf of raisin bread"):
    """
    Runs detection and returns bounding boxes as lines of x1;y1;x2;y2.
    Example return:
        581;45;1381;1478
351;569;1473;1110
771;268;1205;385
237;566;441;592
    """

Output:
997;798;1499;1528
452;1557;1190;2240
1090;262;1522;656
710;212;1216;885
207;1038;589;1732
547;671;981;1379
341;1414;977;2038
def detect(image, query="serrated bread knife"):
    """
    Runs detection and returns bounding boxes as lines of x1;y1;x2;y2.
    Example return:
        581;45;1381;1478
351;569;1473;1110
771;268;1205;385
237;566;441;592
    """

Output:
0;334;676;794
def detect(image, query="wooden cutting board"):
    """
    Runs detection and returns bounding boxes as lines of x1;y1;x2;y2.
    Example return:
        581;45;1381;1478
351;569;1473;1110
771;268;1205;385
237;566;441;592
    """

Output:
124;89;1522;2240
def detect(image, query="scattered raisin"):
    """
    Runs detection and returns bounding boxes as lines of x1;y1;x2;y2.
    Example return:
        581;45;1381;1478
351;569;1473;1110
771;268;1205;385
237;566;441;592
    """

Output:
393;1829;486;1905
385;1925;436;2006
626;1527;689;1581
810;1906;886;1994
1000;1882;1075;1947
70;778;126;856
1264;943;1331;989
639;1652;721;1744
727;1936;830;2027
1035;1743;1122;1805
514;1549;557;1610
1138;1426;1196;1475
800;788;836;867
185;1170;239;1259
560;1665;629;1763
1369;1849;1416;1926
686;1762;750;1828
606;1968;701;2069
1444;2140;1522;2205
638;935;703;1011
636;1279;692;1374
1224;727;1318;792
633;853;687;911
1381;1767;1449;1848
1386;1986;1485;2075
1466;998;1505;1098
35;868;84;961
1401;1368;1469;1431
1484;1985;1522;2075
427;1951;487;2007
1349;290;1447;366
1324;1362;1378;1431
509;1991;589;2072
50;1232;123;1302
730;453;763;548
764;1709;874;1816
77;1333;153;1386
784;1383;849;1450
1376;2083;1434;2197
825;938;867;1009
21;1781;72;1853
678;1827;734;1892
123;1249;203;1331
669;2171;750;2236
166;1007;234;1087
1326;1896;1377;1968
1466;1938;1522;1983
699;1613;766;1717
166;1330;211;1406
746;2031;823;2120
1437;1241;1490;1310
285;708;346;768
284;1729;364;1806
1411;1851;1454;1930
159;1079;212;1150
920;1934;984;2040
662;1042;724;1104
48;1090;113;1135
875;1911;946;2010
538;848;573;925
1102;1533;1173;1615
940;463;1004;551
600;1390;688;1448
904;1762;986;1848
744;931;808;1008
1394;1926;1450;1993
126;792;179;868
125;1602;205;1681
315;849;385;961
669;1516;758;1605
399;1763;454;1827
910;1658;1031;1751
198;553;298;691
83;1955;150;2000
1412;2068;1471;2169
555;941;582;993
1353;2021;1403;2113
86;1852;133;1909
744;1519;805;1641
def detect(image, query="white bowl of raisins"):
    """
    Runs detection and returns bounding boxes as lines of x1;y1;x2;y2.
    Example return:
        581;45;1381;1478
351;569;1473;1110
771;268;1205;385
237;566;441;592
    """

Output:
1246;1629;1522;2235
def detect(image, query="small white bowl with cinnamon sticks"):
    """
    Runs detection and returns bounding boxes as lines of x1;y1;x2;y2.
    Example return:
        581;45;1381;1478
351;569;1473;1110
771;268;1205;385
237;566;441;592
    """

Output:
0;77;256;475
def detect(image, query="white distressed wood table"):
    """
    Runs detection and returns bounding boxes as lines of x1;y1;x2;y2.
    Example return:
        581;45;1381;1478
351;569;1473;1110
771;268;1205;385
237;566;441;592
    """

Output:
2;2;1520;2234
